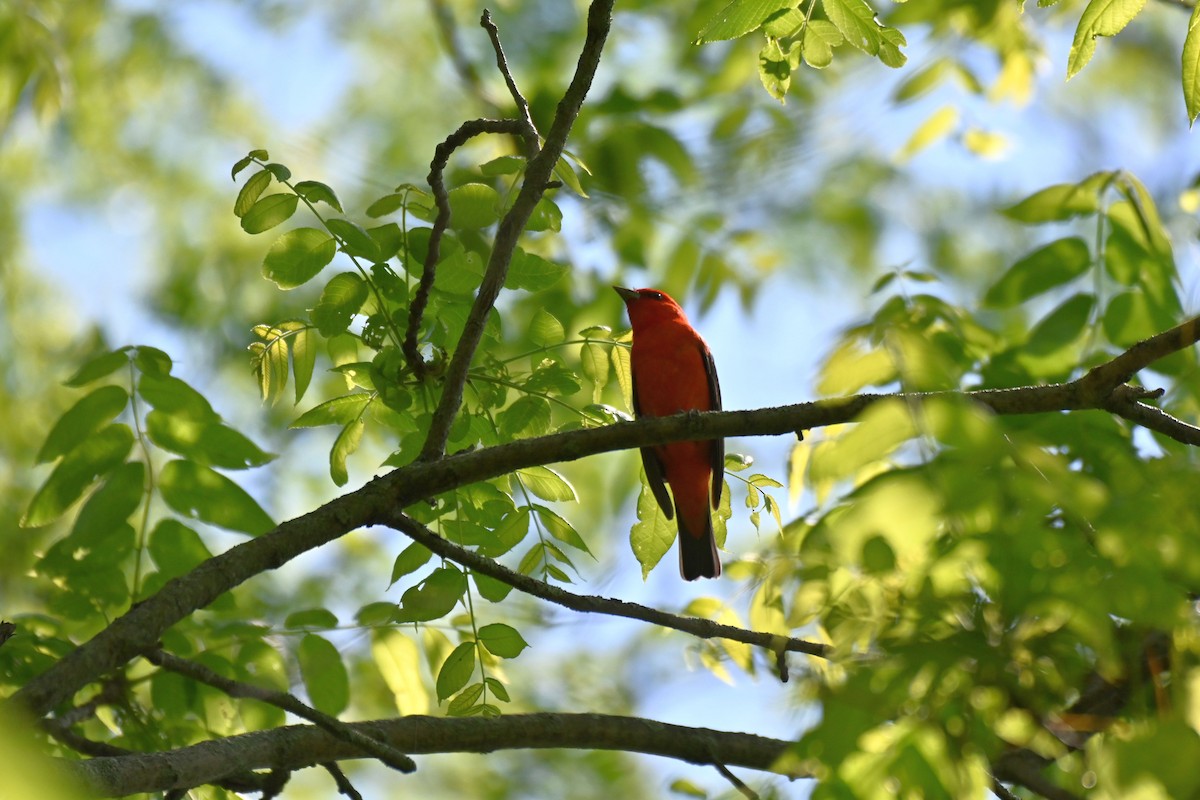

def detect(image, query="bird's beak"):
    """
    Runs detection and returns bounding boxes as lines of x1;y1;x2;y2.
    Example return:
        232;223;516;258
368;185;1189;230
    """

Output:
613;286;639;304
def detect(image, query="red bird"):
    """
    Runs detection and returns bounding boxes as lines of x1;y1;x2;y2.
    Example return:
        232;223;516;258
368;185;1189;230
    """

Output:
615;286;723;580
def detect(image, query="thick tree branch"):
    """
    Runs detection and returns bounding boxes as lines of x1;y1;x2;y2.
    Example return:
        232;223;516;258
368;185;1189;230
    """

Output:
387;511;829;662
419;0;615;461
12;316;1200;720
60;712;802;797
144;649;416;774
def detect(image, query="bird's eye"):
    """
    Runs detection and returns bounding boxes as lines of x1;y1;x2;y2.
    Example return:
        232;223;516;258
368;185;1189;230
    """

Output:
646;291;664;300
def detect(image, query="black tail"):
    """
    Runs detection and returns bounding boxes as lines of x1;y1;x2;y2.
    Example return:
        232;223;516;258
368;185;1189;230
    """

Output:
675;499;720;581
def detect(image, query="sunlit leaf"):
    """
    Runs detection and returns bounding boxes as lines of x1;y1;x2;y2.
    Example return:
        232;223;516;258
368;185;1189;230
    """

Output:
694;0;794;44
436;641;477;702
1068;0;1148;80
262;227;337;289
478;623;528;659
240;193;299;234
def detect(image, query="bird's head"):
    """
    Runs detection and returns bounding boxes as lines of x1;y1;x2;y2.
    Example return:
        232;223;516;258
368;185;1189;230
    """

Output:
613;286;687;328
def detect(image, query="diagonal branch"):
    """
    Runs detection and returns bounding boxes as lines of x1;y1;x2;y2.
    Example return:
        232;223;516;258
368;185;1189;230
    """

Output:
144;649;416;774
419;0;616;461
60;712;803;797
386;511;829;663
12;315;1200;720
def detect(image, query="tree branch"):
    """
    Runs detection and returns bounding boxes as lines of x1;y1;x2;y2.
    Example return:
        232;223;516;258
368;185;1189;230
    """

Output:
60;712;802;797
12;316;1200;720
419;0;615;461
480;9;538;155
387;511;829;663
404;117;533;378
144;649;416;774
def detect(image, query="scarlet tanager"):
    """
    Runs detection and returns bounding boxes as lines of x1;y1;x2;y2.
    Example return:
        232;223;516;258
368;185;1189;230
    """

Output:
615;286;723;580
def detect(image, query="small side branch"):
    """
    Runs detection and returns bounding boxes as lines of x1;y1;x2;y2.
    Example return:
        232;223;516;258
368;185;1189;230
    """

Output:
385;511;830;660
145;649;416;774
404;117;531;378
481;10;539;155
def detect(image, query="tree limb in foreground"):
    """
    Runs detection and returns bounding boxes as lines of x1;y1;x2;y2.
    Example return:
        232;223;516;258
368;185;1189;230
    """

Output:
59;713;802;797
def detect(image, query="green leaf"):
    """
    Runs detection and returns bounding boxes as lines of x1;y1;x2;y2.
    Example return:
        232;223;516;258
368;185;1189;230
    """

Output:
134;346;173;376
312;273;369;337
137;374;215;421
694;0;794;44
369;223;403;261
758;37;795;104
231;153;255;180
159;459;274;535
148;519;212;580
390;542;433;585
526;197;563;233
264;162;291;181
897;105;958;161
553;155;588;197
1017;293;1096;378
394;566;467;623
498;395;552;439
474;571;515;602
513;466;577;502
292;394;372;428
1184;5;1200;125
533;505;592;555
293;180;342;212
505;249;567;292
800;20;844;69
529;309;564;347
823;0;883;55
330;416;366;486
481;155;525;176
234;169;272;218
240;193;299;234
893;58;950;102
22;424;134;528
1104;291;1170;347
36;385;128;463
1068;0;1147;79
436;641;477;702
64;348;131;387
366;193;405;218
262;227;337;289
298;634;349;715
326;218;379;260
70;460;144;547
983;237;1092;308
145;412;274;469
285;608;339;629
293;326;318;404
448;183;500;229
478;623;528;658
630;479;676;579
1004;176;1109;223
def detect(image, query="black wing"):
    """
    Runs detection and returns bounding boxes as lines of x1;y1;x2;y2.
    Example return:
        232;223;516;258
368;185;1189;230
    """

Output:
702;342;724;510
632;378;674;519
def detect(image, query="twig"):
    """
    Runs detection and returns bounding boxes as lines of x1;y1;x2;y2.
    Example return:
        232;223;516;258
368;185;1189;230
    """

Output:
0;620;14;648
990;779;1020;800
386;511;830;660
144;649;416;774
403;117;530;378
418;0;616;461
480;9;539;156
324;762;363;800
714;760;760;800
